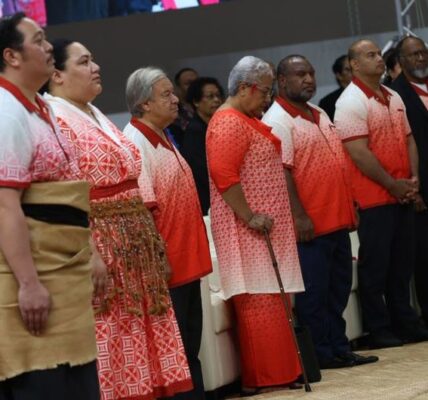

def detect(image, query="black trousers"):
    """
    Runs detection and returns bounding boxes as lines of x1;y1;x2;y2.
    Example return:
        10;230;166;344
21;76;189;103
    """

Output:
295;229;352;361
358;204;419;333
0;362;99;400
414;209;428;322
169;279;205;400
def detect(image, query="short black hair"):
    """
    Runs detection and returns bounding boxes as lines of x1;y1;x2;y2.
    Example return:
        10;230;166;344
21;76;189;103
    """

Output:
395;35;426;58
0;12;26;72
332;55;348;75
277;54;307;77
186;77;224;109
40;38;74;94
174;67;197;86
383;48;399;71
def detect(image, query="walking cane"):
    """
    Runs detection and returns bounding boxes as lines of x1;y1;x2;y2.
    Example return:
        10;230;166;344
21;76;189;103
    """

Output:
263;229;312;392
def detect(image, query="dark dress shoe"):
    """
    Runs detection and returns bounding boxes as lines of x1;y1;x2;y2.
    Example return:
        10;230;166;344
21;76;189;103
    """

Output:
337;352;379;366
368;329;403;349
319;356;355;369
395;322;428;344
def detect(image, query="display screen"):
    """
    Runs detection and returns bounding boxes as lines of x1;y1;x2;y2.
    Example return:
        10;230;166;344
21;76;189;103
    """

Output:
0;0;234;26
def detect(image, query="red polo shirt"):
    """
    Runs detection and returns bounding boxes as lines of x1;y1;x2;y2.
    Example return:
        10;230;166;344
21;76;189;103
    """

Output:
335;77;412;209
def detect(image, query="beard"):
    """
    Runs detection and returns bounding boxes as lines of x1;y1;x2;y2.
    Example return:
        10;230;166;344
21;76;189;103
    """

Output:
411;66;428;79
286;88;315;103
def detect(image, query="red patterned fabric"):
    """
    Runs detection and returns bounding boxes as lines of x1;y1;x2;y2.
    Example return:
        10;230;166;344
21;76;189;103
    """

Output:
46;95;192;400
335;78;412;209
206;108;304;299
232;294;301;387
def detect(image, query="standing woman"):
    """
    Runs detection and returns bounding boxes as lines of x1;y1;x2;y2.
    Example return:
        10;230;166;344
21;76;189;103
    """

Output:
206;56;305;395
180;77;224;215
43;39;192;400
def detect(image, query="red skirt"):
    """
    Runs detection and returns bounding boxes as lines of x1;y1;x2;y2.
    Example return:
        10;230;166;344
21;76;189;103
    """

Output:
232;293;301;387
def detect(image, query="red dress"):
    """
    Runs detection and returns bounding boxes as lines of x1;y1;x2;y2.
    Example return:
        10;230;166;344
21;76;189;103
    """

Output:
46;95;192;400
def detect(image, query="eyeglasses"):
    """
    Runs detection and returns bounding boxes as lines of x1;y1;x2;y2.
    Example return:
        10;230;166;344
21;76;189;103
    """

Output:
251;83;274;98
402;49;428;60
202;93;223;101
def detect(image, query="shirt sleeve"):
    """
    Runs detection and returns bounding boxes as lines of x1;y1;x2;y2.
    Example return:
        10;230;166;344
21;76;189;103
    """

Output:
266;119;295;169
206;113;251;193
334;93;369;142
0;113;33;188
133;133;158;209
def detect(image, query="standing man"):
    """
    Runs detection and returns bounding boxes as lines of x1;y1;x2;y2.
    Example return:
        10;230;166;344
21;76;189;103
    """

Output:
335;39;428;349
318;55;352;121
0;13;99;399
263;55;378;368
123;67;212;400
392;36;428;325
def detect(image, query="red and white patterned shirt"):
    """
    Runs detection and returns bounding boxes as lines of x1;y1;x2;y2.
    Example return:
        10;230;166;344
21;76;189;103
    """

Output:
263;98;355;236
0;77;76;188
335;77;412;209
123;119;212;288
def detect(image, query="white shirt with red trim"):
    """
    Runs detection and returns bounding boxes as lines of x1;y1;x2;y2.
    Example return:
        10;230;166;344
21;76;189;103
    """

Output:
262;99;355;236
123;120;212;288
0;82;74;188
334;78;412;209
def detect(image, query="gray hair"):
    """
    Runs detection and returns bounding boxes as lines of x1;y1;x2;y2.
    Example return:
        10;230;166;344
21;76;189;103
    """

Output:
126;67;167;117
228;56;274;96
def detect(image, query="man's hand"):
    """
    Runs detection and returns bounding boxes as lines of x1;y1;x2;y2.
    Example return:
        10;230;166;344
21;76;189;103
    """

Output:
18;279;51;336
387;179;418;203
414;193;427;213
294;213;315;242
91;249;107;296
247;214;273;233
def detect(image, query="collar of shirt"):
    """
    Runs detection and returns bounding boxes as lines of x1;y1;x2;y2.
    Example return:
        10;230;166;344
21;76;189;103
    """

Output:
352;77;391;106
410;81;428;97
0;76;54;127
130;117;174;151
275;96;321;125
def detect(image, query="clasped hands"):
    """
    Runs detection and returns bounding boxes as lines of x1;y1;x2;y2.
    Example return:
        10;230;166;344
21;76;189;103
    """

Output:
388;176;427;211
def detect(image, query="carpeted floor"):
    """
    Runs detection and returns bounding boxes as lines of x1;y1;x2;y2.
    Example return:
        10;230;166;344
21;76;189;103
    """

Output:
236;342;428;399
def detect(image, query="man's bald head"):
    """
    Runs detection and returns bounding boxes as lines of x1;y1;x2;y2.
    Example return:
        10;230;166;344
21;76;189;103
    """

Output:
347;39;384;80
348;39;377;61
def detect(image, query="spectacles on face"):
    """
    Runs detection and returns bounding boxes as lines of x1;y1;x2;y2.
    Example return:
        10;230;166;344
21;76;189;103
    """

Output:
250;83;274;98
402;49;428;61
202;93;223;101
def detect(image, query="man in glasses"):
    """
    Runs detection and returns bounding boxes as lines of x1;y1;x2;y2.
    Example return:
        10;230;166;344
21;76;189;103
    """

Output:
335;39;428;349
263;55;378;369
391;36;428;327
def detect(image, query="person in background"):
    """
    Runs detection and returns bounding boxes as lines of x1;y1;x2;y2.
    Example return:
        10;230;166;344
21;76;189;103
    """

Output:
123;67;212;399
206;56;304;396
335;39;428;349
383;47;402;86
318;55;352;121
180;77;224;215
0;13;99;399
44;40;192;400
263;54;378;369
392;36;428;326
168;67;198;146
